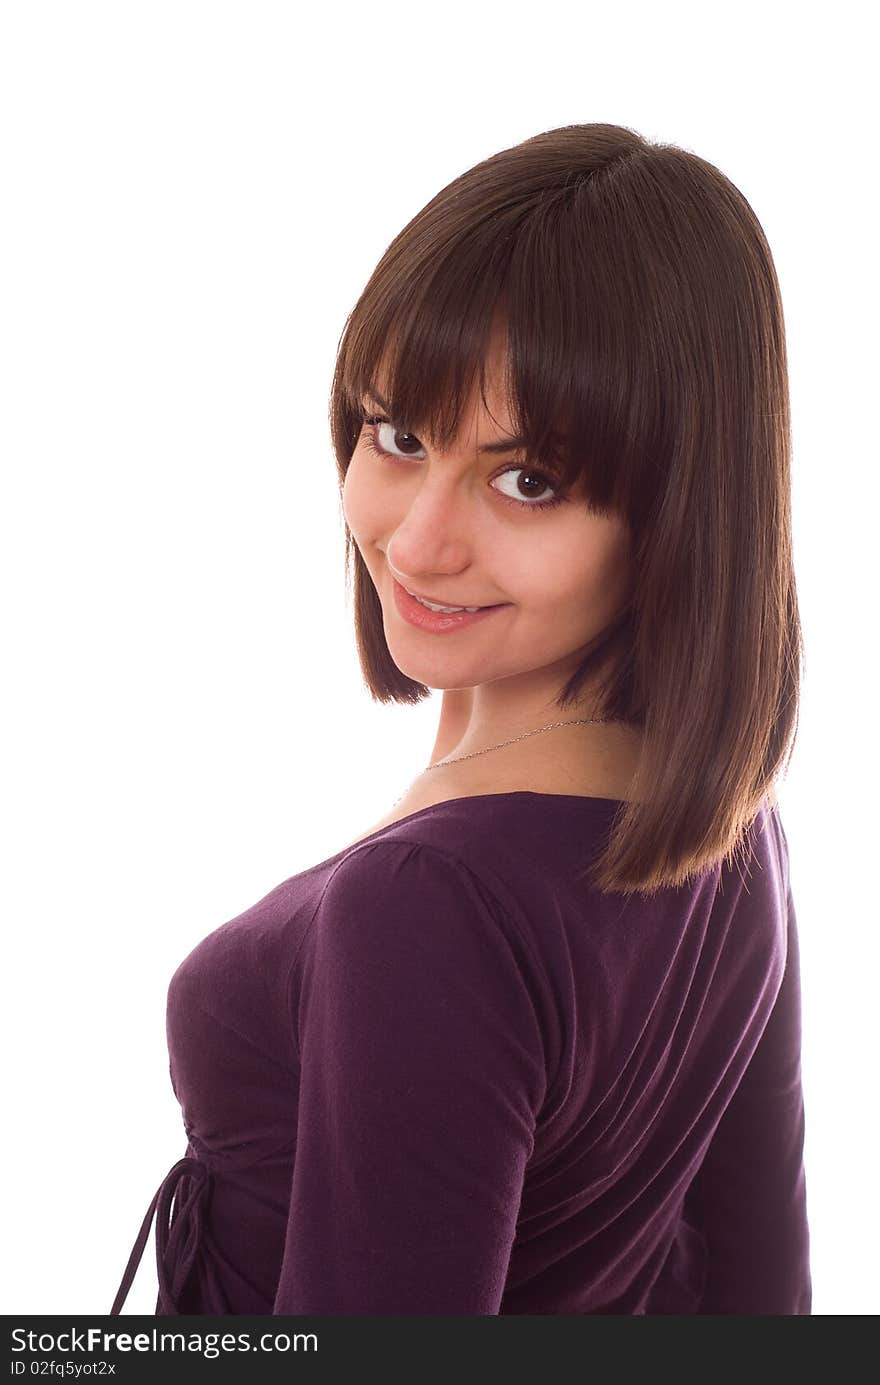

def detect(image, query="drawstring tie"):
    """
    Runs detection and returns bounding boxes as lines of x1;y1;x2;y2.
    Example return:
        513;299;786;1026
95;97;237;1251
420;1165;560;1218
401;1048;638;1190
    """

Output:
110;1156;211;1315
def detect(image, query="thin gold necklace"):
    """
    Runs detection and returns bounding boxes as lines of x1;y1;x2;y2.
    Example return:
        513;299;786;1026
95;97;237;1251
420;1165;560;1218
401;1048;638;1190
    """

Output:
422;716;613;772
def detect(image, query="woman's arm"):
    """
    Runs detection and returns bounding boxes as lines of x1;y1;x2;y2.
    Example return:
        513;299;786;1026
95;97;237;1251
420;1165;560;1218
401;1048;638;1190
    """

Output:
274;840;543;1313
695;885;811;1313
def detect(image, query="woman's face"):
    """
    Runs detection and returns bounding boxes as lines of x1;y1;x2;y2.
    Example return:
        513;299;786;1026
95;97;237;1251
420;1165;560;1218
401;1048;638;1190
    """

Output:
342;352;634;706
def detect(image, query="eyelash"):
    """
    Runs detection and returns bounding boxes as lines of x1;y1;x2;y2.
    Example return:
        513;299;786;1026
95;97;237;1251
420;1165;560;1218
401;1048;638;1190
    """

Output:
359;415;567;513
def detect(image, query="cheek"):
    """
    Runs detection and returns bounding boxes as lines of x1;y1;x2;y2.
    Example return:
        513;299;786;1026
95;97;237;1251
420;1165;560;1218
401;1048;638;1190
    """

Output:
521;525;632;623
341;454;379;540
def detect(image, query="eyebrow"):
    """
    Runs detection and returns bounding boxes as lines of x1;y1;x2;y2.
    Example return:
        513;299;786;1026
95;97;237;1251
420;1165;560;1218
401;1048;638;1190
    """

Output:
363;387;527;454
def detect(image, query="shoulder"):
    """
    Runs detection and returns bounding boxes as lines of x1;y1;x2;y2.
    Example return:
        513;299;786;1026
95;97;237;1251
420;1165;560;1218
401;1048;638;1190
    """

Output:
315;837;507;941
304;836;545;1001
298;837;547;1063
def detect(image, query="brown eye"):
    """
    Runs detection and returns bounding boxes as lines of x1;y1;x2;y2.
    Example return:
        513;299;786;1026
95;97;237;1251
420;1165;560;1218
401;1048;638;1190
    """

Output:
361;415;567;513
362;417;426;458
490;466;562;509
376;422;426;458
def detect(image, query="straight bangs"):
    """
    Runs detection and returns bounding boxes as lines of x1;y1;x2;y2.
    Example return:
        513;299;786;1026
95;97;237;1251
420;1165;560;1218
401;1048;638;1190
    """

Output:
328;124;803;897
331;150;671;528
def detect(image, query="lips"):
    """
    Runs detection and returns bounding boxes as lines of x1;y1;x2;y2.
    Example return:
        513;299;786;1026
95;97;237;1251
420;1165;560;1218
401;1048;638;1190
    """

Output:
402;586;485;611
391;578;509;633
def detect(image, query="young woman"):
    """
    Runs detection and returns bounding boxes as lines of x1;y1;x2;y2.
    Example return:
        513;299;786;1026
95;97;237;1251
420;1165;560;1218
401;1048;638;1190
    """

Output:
110;122;810;1316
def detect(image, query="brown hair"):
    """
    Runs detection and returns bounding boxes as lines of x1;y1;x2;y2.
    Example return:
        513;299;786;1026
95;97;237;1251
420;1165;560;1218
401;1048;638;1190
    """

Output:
328;122;803;898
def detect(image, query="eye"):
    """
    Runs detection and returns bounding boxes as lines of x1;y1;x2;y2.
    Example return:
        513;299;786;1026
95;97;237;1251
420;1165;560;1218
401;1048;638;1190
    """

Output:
360;415;568;513
364;418;427;460
491;466;562;509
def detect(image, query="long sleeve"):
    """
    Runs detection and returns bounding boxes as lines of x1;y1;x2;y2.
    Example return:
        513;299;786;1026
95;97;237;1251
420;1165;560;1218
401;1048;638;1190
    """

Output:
695;884;811;1313
273;840;547;1315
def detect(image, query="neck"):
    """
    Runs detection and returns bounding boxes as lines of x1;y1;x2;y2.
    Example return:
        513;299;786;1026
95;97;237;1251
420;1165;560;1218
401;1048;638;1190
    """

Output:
413;713;644;806
429;694;613;769
429;688;475;767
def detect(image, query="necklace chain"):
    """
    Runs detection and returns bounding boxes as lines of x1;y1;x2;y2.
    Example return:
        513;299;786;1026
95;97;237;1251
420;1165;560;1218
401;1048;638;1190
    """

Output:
422;716;613;772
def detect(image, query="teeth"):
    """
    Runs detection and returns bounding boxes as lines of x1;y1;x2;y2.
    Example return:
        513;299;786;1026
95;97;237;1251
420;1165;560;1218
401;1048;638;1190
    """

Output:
406;589;481;614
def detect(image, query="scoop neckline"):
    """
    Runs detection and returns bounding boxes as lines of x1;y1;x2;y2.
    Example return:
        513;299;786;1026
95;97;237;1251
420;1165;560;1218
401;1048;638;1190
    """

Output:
334;789;625;859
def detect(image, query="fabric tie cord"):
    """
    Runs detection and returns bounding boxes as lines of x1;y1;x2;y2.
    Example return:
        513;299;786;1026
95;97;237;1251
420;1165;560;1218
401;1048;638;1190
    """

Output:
110;1156;212;1315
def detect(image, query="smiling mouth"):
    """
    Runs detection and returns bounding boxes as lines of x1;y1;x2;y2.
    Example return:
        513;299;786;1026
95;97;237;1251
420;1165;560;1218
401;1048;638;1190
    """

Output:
405;589;485;613
392;579;510;631
398;582;506;613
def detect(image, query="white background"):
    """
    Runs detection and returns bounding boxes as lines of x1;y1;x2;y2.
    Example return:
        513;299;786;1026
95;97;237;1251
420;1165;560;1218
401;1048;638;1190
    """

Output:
1;0;876;1317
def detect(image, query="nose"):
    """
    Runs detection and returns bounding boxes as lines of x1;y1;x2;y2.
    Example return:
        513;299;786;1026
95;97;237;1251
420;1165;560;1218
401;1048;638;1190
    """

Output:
386;474;477;577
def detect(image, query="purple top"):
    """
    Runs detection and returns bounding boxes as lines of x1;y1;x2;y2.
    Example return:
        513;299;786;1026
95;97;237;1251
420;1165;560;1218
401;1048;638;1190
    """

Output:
110;791;810;1315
